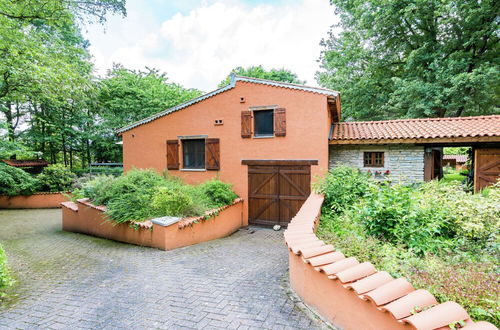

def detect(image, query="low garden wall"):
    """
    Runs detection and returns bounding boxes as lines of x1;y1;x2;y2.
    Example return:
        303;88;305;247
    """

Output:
61;198;244;250
285;194;497;330
0;192;69;209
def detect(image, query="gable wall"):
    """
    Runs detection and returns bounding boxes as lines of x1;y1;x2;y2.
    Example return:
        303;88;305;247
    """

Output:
329;144;425;183
121;81;331;225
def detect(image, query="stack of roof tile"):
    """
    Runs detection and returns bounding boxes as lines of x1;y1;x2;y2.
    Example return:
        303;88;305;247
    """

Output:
284;194;497;330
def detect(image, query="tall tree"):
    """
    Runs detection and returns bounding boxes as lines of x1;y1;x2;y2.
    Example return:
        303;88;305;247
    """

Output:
92;65;203;162
317;0;499;120
219;65;305;87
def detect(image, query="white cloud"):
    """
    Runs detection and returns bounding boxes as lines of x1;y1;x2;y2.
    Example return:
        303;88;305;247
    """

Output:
86;0;338;91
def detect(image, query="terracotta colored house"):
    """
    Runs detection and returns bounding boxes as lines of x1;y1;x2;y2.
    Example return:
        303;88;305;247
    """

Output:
118;75;341;227
118;75;500;226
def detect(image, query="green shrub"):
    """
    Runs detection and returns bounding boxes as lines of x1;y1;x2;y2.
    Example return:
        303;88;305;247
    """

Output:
37;164;76;192
72;175;116;203
0;163;39;196
201;179;238;207
0;244;14;297
151;186;200;217
314;165;374;216
317;167;499;325
76;170;240;223
72;167;123;177
95;169;167;223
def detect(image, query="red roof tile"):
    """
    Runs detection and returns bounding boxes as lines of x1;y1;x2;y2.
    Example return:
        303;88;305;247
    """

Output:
2;159;49;167
443;154;468;163
331;115;500;142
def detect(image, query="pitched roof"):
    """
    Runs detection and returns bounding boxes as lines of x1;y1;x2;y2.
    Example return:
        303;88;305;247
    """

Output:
1;159;49;167
330;115;500;144
116;75;339;134
443;155;468;163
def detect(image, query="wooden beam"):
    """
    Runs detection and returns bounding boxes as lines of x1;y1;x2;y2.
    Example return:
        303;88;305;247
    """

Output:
241;159;319;166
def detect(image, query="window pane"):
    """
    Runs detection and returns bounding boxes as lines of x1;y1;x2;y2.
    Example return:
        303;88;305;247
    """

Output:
182;139;205;169
254;110;274;136
363;152;372;166
363;152;384;167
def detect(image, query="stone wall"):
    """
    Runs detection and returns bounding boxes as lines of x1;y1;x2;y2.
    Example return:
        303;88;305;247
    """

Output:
329;144;425;184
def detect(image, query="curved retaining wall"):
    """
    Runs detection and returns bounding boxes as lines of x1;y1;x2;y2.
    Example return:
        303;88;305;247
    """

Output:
0;192;68;209
61;198;244;250
285;194;497;330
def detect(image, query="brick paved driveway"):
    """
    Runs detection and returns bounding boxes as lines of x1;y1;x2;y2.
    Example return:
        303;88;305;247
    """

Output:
0;209;323;330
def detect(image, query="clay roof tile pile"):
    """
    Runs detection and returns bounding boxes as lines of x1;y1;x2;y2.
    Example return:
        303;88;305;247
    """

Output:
284;194;498;330
331;115;500;142
1;159;49;167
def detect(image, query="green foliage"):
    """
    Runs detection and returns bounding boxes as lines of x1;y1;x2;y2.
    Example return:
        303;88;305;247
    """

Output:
219;65;305;87
201;179;238;207
318;0;500;120
317;168;499;324
0;163;39;196
72;167;123;177
77;170;238;223
37;164;76;192
0;244;14;298
444;147;470;155
314;165;374;215
151;186;200;218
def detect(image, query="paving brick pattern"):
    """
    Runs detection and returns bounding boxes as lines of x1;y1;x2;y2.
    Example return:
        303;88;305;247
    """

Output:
0;209;323;330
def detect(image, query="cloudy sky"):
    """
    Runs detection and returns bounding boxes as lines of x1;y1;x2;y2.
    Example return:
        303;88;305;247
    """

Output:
83;0;338;92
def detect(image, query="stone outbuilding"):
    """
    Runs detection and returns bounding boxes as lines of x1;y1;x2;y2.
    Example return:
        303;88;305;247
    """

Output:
329;115;500;190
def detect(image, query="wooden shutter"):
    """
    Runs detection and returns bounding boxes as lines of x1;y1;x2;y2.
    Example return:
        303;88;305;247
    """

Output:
166;140;179;170
241;111;252;138
274;108;286;136
205;138;220;170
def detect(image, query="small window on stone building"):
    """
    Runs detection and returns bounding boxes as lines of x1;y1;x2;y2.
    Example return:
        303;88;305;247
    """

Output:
364;152;384;167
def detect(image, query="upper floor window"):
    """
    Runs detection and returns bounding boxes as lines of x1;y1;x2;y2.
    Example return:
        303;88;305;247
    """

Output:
253;109;274;137
364;152;384;167
182;139;205;169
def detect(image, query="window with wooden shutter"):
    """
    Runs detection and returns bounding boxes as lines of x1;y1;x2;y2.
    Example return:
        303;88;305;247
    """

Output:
274;108;286;136
241;110;252;138
205;138;220;170
166;140;179;170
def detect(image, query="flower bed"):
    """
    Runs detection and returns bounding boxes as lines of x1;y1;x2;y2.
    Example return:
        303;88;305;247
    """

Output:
0;192;69;209
61;198;243;250
285;194;497;330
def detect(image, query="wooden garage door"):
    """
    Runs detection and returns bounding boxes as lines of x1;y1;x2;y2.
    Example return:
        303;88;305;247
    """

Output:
247;162;313;226
475;148;500;192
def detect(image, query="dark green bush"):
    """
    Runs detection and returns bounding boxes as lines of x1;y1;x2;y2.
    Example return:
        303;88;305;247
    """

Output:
201;179;238;207
37;164;76;192
0;163;39;196
314;165;374;216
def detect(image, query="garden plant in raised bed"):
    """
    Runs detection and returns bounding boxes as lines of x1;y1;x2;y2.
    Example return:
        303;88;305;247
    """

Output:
314;166;500;326
72;169;238;224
